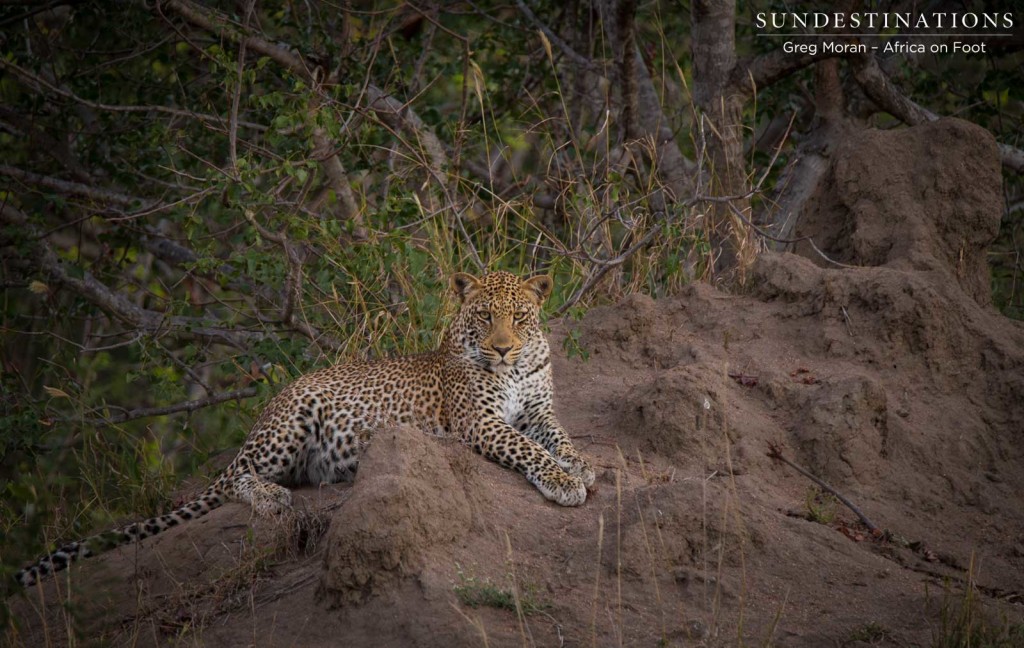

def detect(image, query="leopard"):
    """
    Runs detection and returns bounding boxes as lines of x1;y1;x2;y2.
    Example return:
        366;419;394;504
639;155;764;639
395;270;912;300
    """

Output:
17;270;595;587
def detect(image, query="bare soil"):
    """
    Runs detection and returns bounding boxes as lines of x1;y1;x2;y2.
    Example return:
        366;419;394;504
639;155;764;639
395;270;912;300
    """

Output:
8;118;1024;647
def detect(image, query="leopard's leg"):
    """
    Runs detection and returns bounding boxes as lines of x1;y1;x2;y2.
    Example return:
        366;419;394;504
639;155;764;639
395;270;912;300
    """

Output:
472;418;587;506
511;370;595;487
512;391;598;483
220;413;311;515
520;411;595;487
221;448;294;517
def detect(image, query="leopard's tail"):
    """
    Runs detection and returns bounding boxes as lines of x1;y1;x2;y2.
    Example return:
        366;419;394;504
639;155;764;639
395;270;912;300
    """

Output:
16;481;227;588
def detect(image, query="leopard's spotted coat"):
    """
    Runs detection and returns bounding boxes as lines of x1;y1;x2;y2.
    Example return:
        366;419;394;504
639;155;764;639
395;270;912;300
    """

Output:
17;270;594;587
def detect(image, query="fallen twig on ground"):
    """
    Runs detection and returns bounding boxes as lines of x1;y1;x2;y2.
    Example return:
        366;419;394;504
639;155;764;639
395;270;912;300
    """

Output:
767;441;881;535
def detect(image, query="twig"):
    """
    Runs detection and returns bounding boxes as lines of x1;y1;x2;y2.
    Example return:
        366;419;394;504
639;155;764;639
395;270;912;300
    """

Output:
725;201;860;269
242;210;302;325
227;0;254;175
840;306;854;337
553;221;664;317
514;0;601;74
767;442;881;535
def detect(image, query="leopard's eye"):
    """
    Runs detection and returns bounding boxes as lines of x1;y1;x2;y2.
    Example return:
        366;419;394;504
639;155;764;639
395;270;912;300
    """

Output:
513;310;529;323
476;310;491;322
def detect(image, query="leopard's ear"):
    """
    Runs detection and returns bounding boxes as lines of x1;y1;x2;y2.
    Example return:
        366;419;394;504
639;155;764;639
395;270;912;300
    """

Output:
450;272;483;303
522;274;553;305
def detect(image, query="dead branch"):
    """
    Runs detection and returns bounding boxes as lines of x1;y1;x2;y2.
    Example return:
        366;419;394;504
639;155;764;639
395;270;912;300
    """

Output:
75;387;259;427
998;143;1024;175
363;85;449;195
0;57;266;131
851;54;937;126
767;442;881;535
0;164;146;208
310;113;363;226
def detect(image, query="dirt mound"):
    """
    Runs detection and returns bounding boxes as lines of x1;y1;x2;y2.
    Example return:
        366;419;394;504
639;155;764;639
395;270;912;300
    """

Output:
750;250;1024;486
319;425;471;605
8;118;1024;647
794;117;1003;305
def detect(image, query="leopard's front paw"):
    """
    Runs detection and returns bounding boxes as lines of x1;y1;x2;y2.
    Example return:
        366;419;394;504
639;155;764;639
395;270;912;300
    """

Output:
556;447;595;488
532;469;587;507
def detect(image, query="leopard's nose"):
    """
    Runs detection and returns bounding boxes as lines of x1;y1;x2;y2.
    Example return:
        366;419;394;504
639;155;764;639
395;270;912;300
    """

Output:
493;344;512;357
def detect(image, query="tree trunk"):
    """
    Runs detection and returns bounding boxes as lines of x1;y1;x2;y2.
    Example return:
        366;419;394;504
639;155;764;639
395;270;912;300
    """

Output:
691;0;752;283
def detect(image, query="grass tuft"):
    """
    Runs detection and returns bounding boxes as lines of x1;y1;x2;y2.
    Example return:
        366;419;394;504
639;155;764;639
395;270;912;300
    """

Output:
846;621;893;645
453;567;549;615
805;487;838;525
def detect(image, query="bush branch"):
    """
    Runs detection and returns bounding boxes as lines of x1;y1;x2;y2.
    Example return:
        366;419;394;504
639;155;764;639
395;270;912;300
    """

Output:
1;204;264;350
242;209;343;349
160;0;366;224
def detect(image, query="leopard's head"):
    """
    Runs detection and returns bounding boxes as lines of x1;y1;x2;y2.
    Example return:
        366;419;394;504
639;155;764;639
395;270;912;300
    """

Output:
448;270;552;370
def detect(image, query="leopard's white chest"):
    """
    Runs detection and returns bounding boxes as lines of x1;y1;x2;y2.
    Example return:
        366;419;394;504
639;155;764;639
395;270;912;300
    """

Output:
502;380;523;426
